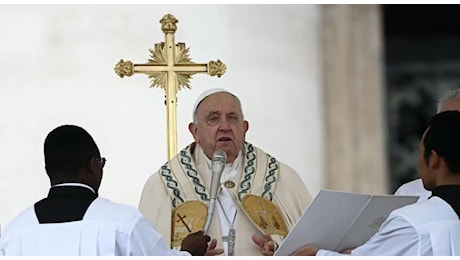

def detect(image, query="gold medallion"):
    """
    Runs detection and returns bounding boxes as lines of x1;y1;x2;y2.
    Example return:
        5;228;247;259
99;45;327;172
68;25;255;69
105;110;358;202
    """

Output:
171;200;207;247
241;194;288;236
224;180;235;188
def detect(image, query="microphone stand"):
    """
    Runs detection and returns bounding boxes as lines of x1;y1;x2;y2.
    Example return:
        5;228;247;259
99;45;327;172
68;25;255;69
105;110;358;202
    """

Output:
203;150;227;234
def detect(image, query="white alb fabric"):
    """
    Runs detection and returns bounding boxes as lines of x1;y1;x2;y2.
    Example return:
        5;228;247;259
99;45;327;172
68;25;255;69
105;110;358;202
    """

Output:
394;178;431;202
0;197;189;256
317;196;460;256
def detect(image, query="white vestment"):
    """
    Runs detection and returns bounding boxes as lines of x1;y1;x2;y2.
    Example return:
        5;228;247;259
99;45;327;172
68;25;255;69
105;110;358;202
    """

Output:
394;178;431;202
318;196;460;256
0;197;189;256
139;142;312;256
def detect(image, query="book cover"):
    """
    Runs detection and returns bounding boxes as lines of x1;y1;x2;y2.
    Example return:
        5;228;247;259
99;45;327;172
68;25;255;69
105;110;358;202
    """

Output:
274;189;419;256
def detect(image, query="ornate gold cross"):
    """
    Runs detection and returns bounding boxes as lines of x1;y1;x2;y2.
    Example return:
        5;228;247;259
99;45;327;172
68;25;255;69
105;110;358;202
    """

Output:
114;14;226;160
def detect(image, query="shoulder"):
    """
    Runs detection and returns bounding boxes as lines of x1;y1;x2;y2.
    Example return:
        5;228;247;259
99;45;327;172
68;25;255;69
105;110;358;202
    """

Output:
143;168;163;186
246;142;304;183
148;144;195;177
86;197;144;223
251;143;299;173
394;178;431;200
401;178;422;187
389;197;456;225
0;206;36;241
142;146;190;187
84;198;163;253
140;145;195;192
395;178;423;194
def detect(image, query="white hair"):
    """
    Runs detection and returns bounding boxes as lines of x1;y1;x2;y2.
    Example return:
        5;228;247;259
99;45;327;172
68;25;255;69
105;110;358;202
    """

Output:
437;87;460;112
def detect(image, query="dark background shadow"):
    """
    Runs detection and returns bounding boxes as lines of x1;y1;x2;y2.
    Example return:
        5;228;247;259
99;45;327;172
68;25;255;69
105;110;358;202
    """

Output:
384;4;460;192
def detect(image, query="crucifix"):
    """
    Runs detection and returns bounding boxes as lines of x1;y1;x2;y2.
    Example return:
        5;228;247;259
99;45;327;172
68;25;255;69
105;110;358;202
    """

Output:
254;200;278;230
114;13;226;160
176;213;192;233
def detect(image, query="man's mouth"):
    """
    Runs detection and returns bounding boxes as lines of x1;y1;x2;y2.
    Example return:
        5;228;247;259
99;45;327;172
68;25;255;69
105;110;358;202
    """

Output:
218;137;232;142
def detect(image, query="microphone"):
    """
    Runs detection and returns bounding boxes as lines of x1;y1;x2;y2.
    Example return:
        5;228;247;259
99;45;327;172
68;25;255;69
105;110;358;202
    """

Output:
203;150;227;234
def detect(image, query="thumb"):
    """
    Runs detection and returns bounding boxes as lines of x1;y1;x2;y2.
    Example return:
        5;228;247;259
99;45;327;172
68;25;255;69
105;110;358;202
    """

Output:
251;234;264;248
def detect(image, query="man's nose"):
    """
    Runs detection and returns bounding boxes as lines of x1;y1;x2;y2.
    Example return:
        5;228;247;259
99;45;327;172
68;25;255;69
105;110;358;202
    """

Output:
219;119;231;131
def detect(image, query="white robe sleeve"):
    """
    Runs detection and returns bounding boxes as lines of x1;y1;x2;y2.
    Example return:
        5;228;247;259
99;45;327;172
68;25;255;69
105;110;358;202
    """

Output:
317;214;420;256
129;212;190;256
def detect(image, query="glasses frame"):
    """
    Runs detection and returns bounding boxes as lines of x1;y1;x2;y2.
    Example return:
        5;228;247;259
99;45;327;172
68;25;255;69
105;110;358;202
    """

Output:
99;157;106;168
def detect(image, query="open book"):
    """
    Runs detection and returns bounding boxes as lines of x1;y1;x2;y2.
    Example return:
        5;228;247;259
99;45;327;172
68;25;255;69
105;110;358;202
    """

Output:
274;189;419;256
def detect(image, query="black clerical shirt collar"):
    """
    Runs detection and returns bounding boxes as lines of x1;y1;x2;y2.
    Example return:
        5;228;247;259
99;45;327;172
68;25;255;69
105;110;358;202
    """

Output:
35;183;98;223
430;185;460;218
52;182;96;194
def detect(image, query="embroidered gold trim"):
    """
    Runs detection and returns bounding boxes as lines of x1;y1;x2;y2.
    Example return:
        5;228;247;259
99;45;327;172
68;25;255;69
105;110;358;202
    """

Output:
171;200;208;247
241;194;288;236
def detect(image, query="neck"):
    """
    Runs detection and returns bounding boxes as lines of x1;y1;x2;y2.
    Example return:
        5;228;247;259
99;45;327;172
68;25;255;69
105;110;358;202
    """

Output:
434;173;460;187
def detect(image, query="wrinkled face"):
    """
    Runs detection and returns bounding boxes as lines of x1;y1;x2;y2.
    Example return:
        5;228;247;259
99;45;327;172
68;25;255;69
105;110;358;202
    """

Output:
189;92;249;163
418;129;434;190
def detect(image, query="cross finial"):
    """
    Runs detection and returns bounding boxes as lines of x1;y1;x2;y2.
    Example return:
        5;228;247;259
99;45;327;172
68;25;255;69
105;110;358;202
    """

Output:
114;14;226;159
160;14;178;33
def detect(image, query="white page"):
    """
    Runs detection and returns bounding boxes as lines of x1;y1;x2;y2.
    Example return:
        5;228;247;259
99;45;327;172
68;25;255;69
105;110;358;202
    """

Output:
274;189;419;256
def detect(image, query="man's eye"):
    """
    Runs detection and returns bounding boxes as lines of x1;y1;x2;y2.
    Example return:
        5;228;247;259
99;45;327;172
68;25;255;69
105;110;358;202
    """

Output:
227;117;237;122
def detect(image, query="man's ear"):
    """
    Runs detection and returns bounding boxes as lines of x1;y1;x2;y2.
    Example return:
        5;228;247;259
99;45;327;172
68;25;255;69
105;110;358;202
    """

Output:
188;122;198;140
87;157;99;176
243;120;249;137
428;150;441;169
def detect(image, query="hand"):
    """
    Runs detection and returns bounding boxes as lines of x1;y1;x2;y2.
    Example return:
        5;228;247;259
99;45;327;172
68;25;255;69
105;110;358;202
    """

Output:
251;233;275;256
180;230;211;256
340;248;353;254
204;238;224;256
290;245;319;256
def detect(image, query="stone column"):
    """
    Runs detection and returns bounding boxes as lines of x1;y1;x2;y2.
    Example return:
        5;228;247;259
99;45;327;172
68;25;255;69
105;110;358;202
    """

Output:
321;5;387;193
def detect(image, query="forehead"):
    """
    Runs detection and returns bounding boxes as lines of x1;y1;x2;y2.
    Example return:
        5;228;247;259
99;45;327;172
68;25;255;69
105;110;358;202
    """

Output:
197;92;240;112
440;99;460;112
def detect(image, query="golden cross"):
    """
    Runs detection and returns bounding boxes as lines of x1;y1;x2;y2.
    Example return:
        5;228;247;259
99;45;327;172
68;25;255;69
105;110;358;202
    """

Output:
254;200;277;230
114;14;226;160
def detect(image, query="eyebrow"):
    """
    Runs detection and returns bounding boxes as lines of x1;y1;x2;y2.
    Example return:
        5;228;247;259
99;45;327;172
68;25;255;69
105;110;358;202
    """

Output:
206;111;221;117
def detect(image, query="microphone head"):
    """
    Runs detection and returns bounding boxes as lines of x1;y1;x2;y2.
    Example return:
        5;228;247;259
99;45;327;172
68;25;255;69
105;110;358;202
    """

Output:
212;150;227;164
209;150;227;199
212;150;227;174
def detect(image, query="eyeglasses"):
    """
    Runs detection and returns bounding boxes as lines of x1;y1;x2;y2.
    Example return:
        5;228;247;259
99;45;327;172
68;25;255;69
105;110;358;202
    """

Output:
99;157;106;168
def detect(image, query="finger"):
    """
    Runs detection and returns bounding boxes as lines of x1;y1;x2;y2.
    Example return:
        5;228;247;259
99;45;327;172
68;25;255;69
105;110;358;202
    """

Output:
251;234;264;248
264;233;273;242
262;241;275;256
265;240;274;251
207;238;217;250
204;248;224;256
262;250;274;256
290;247;302;256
